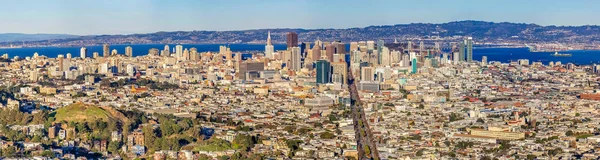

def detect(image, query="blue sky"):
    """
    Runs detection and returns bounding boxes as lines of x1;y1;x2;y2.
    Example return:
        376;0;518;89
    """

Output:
0;0;597;35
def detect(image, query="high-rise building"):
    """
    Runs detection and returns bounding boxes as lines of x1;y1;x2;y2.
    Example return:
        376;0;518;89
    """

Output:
30;69;38;82
466;37;473;62
57;54;64;72
93;52;99;59
103;44;110;57
411;58;418;74
459;41;465;61
377;39;384;64
316;59;331;84
80;47;87;59
380;47;391;66
325;44;334;62
237;61;265;80
453;52;460;64
286;32;298;48
125;46;133;57
176;45;183;58
163;45;170;56
66;53;72;59
301;42;310;56
183;49;190;61
419;41;425;54
336;42;345;55
290;47;301;71
265;31;274;59
331;62;347;84
350;42;359;51
311;44;322;61
111;49;118;56
190;48;198;61
361;67;374;82
478;56;485;66
366;41;375;52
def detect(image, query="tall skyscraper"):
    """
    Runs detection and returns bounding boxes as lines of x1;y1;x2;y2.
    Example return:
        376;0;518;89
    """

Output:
452;52;459;65
315;59;331;84
377;39;384;64
336;42;345;55
381;47;391;66
301;42;310;56
290;47;301;71
350;42;359;51
325;44;334;62
459;41;465;61
183;49;190;61
411;58;418;74
57;54;64;72
175;45;183;58
265;31;274;59
366;41;375;52
103;44;110;57
466;37;473;62
125;46;133;57
80;47;87;59
311;44;322;61
331;62;347;84
286;32;298;48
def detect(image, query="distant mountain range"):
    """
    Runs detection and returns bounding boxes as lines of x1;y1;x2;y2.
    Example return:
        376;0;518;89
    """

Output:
2;21;600;47
0;33;78;43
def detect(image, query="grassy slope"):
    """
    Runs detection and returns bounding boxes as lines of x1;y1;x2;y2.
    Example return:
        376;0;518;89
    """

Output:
54;103;121;122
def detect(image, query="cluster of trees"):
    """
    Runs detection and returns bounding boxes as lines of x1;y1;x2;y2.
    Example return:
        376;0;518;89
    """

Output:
449;112;464;122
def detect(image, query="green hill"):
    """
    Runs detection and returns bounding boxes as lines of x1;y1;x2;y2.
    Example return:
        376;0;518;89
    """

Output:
54;102;127;123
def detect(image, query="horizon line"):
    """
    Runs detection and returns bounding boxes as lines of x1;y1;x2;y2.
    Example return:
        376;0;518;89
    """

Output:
2;20;600;36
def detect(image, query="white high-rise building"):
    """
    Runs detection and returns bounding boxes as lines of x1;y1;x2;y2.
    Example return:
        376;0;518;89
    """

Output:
126;64;135;76
265;31;274;59
290;47;302;71
453;52;460;65
366;41;375;51
125;46;133;57
381;47;391;66
80;47;87;59
175;45;183;58
99;63;109;74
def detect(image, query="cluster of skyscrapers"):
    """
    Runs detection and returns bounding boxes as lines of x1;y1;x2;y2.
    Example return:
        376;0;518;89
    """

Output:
258;32;476;90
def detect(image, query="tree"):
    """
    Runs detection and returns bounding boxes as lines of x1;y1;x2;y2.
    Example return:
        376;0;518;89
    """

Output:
319;132;335;139
476;118;485;123
108;141;121;154
566;130;574;136
41;150;55;158
143;125;157;152
416;149;424;156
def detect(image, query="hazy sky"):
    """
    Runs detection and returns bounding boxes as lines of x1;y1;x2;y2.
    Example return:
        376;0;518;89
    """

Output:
0;0;598;35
